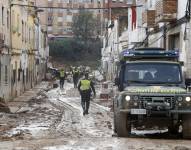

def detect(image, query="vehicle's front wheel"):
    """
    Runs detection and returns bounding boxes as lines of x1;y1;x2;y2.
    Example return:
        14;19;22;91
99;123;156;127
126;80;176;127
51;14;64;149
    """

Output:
168;123;179;135
115;110;131;137
182;114;191;139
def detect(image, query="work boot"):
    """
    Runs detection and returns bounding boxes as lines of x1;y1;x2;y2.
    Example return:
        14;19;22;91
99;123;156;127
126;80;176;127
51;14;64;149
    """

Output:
83;111;86;116
85;110;89;115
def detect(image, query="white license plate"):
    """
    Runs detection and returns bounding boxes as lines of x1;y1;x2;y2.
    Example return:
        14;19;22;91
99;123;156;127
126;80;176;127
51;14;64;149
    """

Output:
130;109;146;115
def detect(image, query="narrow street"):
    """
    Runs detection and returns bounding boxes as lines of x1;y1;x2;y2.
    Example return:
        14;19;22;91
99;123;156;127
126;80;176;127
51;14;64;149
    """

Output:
0;81;191;150
1;0;191;149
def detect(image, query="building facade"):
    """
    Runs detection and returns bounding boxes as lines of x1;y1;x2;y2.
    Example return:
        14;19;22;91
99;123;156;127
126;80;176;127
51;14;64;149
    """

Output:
0;0;11;100
0;0;49;101
46;0;107;38
102;0;191;81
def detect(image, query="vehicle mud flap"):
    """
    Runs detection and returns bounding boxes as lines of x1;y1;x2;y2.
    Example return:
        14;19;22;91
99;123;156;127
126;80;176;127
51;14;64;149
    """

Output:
182;114;191;139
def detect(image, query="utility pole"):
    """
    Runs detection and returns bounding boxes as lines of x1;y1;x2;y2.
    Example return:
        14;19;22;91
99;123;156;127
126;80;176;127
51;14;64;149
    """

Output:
163;25;167;49
145;27;149;47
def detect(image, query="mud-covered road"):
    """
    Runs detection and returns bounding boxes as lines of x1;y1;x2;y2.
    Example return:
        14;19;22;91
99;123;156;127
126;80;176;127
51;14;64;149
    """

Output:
0;82;191;150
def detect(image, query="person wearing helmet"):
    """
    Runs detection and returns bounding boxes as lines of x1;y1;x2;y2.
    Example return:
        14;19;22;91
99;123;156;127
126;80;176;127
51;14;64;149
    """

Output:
78;73;96;116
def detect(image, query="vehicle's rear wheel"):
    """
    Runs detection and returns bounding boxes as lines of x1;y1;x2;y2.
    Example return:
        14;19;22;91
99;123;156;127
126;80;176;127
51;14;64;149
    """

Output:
115;110;131;137
182;114;191;139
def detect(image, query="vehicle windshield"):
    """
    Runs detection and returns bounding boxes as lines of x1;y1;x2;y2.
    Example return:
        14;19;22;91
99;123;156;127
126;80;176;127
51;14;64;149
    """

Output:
124;63;182;84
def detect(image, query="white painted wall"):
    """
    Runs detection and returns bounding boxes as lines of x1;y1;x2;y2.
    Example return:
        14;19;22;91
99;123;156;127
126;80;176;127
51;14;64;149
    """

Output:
127;3;146;49
177;0;187;19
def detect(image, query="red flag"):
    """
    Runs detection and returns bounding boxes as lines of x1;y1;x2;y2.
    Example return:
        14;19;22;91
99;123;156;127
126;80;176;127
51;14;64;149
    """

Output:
131;6;136;30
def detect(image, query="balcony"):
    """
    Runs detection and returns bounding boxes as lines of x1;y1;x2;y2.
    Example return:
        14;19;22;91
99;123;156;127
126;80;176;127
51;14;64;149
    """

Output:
142;10;156;28
155;0;177;23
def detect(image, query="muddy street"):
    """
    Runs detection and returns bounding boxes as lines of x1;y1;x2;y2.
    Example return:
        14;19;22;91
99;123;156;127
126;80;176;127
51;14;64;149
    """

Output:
0;81;191;150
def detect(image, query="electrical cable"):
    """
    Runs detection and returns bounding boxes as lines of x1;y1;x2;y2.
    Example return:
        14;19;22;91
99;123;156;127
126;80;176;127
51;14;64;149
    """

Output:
148;34;164;46
11;3;139;10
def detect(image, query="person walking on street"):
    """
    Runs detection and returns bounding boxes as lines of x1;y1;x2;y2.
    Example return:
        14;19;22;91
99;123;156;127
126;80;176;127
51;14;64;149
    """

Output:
73;67;80;88
59;68;66;89
78;73;96;116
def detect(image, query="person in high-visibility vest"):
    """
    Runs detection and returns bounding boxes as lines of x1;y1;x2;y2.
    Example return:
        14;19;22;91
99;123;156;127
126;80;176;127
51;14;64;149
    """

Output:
59;68;66;89
78;73;96;116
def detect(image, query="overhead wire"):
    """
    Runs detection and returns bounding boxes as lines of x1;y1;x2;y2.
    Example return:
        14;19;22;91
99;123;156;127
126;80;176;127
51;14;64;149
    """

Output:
11;3;137;10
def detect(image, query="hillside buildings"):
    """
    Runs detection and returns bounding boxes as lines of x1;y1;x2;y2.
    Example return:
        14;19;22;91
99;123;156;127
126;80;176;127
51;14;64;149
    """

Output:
45;0;106;38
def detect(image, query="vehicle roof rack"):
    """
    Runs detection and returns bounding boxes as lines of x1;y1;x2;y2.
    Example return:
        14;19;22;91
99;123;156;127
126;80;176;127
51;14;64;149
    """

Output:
120;48;179;62
135;47;165;51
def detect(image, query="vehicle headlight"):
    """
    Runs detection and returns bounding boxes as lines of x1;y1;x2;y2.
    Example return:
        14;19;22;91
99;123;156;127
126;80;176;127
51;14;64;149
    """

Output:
125;95;131;101
177;96;183;102
185;97;191;102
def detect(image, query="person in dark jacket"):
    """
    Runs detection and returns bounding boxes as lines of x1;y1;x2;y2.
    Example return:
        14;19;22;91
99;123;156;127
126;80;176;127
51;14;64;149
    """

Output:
78;73;96;116
72;67;80;88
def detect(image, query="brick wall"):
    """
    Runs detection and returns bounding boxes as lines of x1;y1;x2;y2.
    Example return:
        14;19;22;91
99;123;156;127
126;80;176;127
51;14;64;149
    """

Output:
142;10;156;28
155;0;177;22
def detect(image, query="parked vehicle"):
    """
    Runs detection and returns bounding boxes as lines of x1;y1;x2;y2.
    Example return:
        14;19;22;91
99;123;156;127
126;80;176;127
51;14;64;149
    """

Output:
113;48;191;139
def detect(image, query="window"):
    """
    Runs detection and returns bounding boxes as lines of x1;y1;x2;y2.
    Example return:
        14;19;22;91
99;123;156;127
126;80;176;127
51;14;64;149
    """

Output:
17;14;19;30
5;65;8;84
2;7;4;25
149;0;153;8
22;21;24;41
26;68;28;83
29;28;31;42
124;63;182;84
18;62;21;82
18;68;21;81
23;70;25;84
25;23;27;43
168;33;180;50
12;10;15;25
7;11;9;28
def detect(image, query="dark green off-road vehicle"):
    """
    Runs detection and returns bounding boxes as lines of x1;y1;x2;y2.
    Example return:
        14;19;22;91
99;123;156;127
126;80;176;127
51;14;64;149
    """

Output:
114;48;191;138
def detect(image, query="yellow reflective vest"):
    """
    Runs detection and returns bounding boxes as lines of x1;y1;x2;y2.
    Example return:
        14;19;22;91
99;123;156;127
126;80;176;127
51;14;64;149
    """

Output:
60;70;65;77
80;79;91;91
